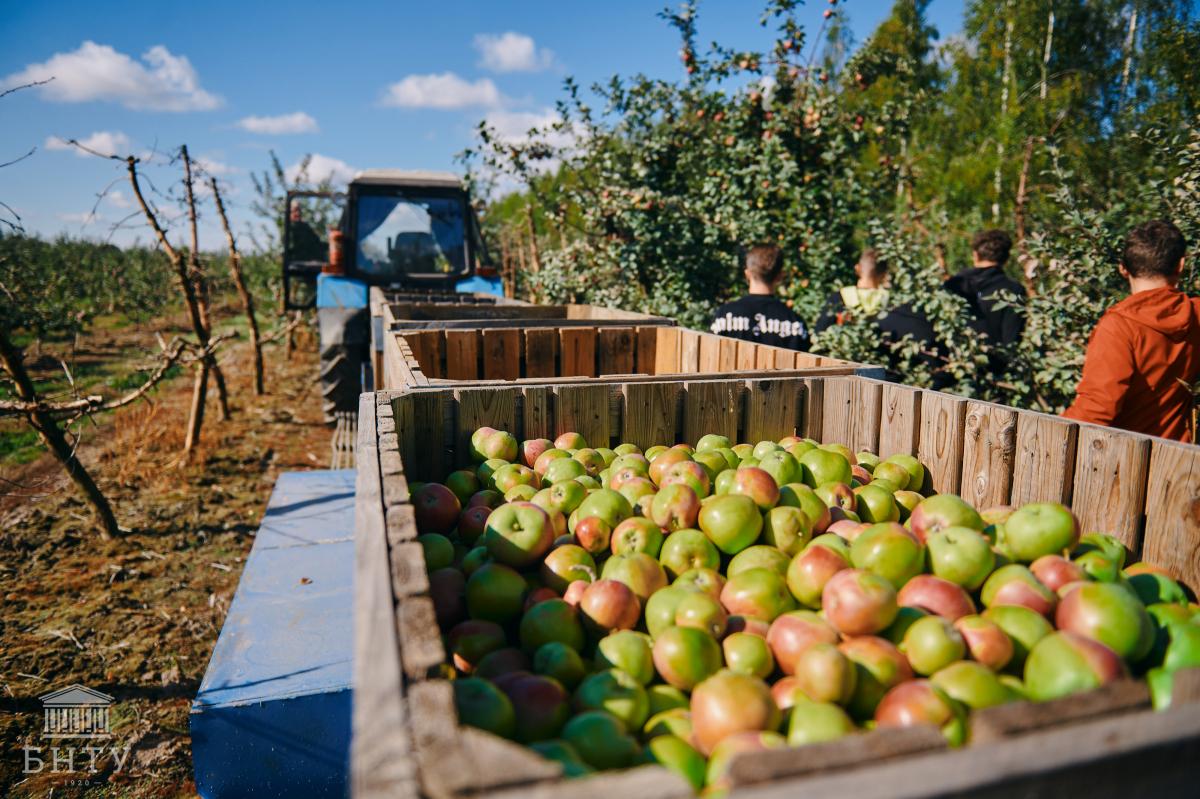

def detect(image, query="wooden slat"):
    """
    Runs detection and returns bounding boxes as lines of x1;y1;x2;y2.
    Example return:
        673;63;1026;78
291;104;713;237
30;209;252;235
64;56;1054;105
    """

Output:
522;386;553;440
443;329;480;380
482;328;521;380
523;329;558;379
917;390;968;495
635;326;659;375
456;389;518;466
718;338;738;372
1011;411;1078;505
1071;425;1151;550
820;378;883;453
795;352;823;368
351;395;420;799
622;382;682;449
404;392;447;482
744;379;802;444
773;348;794;369
406;331;444;379
1143;439;1200;592
560;329;597;377
755;343;774;369
654;327;681;374
679;331;701;374
682;381;741;446
970;680;1149;744
598;327;636;376
736;340;756;371
698;333;721;373
801;378;824;440
960;399;1018;510
878;382;921;459
555;385;611;447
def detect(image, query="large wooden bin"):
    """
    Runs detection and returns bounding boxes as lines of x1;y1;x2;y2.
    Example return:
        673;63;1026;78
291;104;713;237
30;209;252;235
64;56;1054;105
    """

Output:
353;376;1200;799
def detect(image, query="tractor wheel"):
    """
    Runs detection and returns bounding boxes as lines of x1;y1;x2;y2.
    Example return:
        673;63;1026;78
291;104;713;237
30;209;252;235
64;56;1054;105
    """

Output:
320;344;362;424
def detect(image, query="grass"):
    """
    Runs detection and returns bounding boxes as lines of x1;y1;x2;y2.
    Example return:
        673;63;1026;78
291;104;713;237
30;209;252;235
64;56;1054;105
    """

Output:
0;427;43;464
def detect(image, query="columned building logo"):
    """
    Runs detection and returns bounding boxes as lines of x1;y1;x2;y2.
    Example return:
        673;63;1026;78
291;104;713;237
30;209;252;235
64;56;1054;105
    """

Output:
38;684;114;739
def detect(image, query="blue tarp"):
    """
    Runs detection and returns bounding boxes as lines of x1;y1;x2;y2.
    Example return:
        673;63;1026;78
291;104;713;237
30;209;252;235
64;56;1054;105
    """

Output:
191;470;356;799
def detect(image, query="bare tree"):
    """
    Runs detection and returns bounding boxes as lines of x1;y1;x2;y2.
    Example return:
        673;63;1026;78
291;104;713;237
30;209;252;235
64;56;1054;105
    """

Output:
211;177;265;394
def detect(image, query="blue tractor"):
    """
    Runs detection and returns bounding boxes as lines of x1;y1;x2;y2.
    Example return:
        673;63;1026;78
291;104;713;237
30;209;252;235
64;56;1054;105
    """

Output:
282;169;504;422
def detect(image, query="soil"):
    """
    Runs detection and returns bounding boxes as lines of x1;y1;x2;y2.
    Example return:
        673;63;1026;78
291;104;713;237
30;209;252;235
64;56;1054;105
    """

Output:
0;313;329;798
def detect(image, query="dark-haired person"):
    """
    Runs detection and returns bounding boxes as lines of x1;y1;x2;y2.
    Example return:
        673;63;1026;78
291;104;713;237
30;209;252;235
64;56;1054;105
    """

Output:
710;244;810;351
814;248;891;333
944;229;1026;370
1063;220;1197;442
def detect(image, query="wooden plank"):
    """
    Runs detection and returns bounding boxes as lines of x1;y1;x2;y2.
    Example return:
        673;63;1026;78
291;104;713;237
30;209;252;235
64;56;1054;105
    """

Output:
482;328;521;380
682;381;742;446
755;343;774;370
1143;439;1200;592
456;389;518;466
1011;411;1078;505
351;394;420;799
971;680;1149;744
560;328;597;377
698;333;721;373
598;327;636;376
718;337;738;372
414;331;444;379
486;765;690;799
730;704;1200;799
736;339;756;371
654;327;681;374
407;392;447;482
635;326;658;375
524;328;559;379
727;726;946;787
801;378;824;440
1071;425;1151;551
443;329;480;381
960;399;1017;510
679;330;701;374
773;347;794;370
522;386;554;440
820;378;882;453
795;351;823;368
622;382;682;450
743;379;803;444
555;385;611;448
397;596;446;678
917;391;968;495
878;383;921;459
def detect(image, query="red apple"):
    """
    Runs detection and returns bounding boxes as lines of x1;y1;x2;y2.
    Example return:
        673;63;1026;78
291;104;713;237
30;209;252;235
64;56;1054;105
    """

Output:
541;545;596;593
823;569;900;636
729;467;781;511
839;635;914;719
909;494;984;543
650;483;701;532
555;432;587;450
600;552;668;602
875;680;965;744
1030;554;1086;592
649;449;692;486
767;610;839;674
793;641;857;705
447;619;507;672
579;579;640;634
691;671;782;755
414;483;462;535
981;564;1057;617
429;567;466;628
954;614;1014;671
563;580;588;606
897;575;977;621
574;516;613;555
611;517;665;558
1055;581;1154;661
786;540;851;608
1024;631;1128;701
500;673;571;743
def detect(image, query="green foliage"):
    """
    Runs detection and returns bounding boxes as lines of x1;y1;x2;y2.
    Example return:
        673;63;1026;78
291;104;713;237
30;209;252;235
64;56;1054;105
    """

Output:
466;0;1199;412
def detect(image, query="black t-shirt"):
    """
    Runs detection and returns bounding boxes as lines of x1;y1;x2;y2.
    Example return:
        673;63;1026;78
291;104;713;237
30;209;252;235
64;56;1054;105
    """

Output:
710;294;810;352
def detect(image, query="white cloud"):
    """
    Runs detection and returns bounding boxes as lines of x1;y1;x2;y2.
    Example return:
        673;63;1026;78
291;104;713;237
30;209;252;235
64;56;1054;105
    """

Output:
195;155;238;176
45;130;131;157
473;32;554;73
478;108;580;197
3;42;221;112
235;111;318;135
58;211;100;225
106;190;133;209
286;153;356;187
380;72;503;109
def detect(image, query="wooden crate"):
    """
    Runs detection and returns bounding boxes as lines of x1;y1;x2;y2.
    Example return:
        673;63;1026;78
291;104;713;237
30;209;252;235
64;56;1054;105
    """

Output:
354;376;1200;798
382;323;871;389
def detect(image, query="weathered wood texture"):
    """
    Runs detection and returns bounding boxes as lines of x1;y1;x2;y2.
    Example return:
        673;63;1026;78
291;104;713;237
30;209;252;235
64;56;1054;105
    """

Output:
1071;424;1151;550
960;400;1017;510
1143;439;1200;591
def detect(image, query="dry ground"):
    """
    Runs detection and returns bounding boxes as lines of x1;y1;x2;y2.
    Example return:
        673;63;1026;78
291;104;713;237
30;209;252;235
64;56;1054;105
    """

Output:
0;315;330;798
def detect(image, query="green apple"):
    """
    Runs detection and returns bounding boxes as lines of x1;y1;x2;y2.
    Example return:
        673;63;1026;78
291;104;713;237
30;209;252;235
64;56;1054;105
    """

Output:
573;668;649;729
699;494;764;555
799;448;853;488
926;527;995;590
1004;502;1080;562
786;699;856;746
596;630;656;685
659;528;721;579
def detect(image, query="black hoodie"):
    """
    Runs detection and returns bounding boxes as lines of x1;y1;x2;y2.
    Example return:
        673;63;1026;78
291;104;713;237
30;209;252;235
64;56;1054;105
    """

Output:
944;266;1027;347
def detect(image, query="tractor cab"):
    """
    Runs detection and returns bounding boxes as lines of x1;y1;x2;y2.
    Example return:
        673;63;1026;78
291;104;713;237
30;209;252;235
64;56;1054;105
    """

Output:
282;169;503;310
284;170;503;424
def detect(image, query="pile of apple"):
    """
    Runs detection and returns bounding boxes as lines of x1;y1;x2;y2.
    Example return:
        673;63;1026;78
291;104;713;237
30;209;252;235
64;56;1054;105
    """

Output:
414;427;1200;793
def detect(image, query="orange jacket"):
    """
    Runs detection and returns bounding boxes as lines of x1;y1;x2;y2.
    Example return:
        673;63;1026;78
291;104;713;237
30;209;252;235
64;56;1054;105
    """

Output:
1063;286;1200;442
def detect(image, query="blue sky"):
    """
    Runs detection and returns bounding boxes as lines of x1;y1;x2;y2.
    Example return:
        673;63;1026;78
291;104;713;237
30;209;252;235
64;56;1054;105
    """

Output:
0;0;964;250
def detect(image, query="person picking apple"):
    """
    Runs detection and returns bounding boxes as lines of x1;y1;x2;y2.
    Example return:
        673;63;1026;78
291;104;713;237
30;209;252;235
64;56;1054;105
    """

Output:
709;244;810;351
1063;219;1197;442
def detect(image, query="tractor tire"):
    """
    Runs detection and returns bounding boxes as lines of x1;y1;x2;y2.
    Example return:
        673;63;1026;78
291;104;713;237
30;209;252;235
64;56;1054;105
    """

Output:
320;344;362;424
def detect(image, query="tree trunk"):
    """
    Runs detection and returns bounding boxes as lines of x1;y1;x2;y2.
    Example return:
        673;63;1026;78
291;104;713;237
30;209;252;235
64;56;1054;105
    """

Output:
994;1;1014;222
185;358;210;452
211;178;264;395
1041;4;1055;101
0;329;118;540
180;145;231;421
1120;4;1139;106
